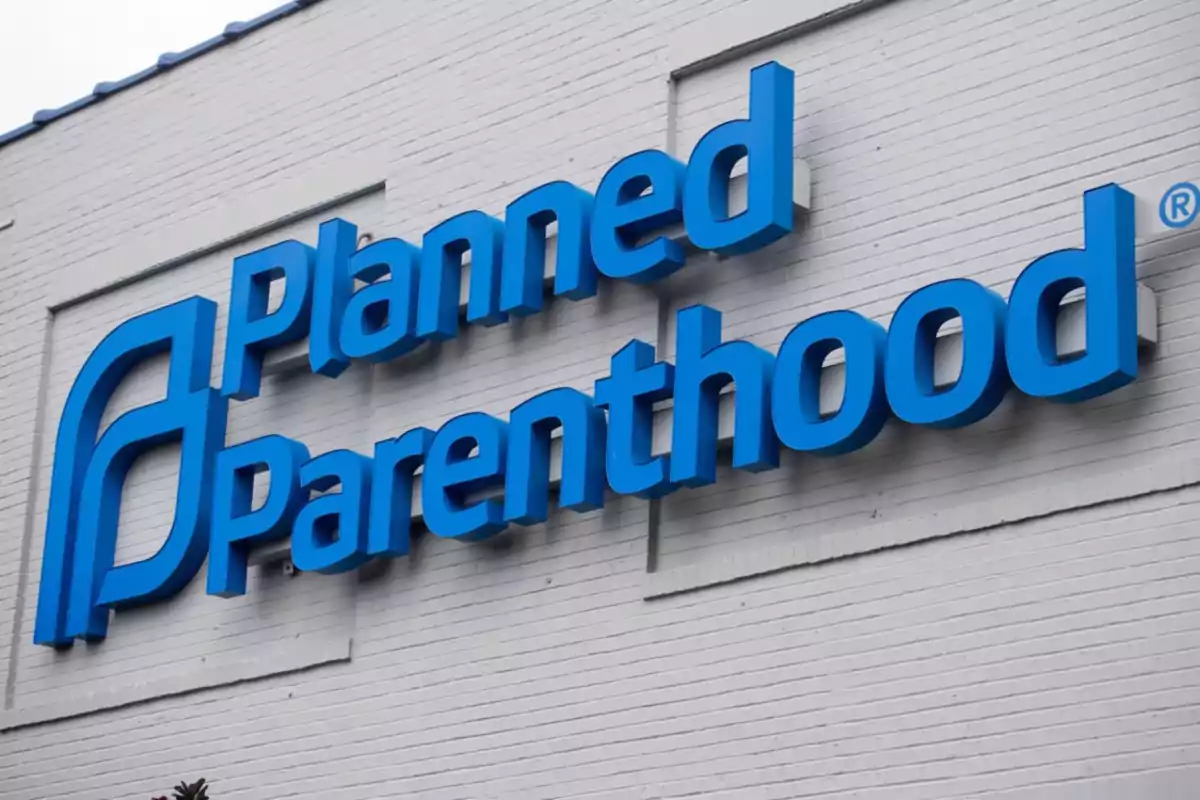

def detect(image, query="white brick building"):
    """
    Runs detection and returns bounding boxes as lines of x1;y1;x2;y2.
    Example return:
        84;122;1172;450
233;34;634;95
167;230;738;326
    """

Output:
1;0;1199;797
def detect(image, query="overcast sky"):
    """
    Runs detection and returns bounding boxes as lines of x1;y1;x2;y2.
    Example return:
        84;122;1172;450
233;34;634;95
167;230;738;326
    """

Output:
1;0;284;133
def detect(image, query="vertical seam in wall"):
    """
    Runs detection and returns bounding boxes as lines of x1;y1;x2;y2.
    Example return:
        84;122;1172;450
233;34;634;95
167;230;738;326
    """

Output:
645;74;680;575
664;74;679;162
5;310;56;710
352;360;379;648
645;291;674;575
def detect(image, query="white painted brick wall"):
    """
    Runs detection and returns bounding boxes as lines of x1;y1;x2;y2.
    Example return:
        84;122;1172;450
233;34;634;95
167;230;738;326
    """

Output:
656;0;1200;571
1;0;1199;797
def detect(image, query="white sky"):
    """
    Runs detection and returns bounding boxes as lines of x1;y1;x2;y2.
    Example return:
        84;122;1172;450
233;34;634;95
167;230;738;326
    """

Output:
0;0;285;133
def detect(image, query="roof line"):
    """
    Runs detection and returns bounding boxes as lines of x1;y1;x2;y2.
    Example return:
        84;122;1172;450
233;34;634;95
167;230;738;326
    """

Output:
0;0;325;151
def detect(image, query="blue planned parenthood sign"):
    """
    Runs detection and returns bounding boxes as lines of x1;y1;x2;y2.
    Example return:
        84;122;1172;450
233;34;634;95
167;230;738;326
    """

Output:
36;62;1143;647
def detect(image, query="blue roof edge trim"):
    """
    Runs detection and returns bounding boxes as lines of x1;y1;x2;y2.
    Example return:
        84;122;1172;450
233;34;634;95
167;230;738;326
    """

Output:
0;0;325;151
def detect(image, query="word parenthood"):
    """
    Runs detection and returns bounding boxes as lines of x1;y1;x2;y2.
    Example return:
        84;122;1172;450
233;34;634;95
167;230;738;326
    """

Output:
36;62;1140;647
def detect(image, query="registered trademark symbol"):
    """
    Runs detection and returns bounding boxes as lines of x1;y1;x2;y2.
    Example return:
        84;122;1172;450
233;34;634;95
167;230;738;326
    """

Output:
1159;181;1200;229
